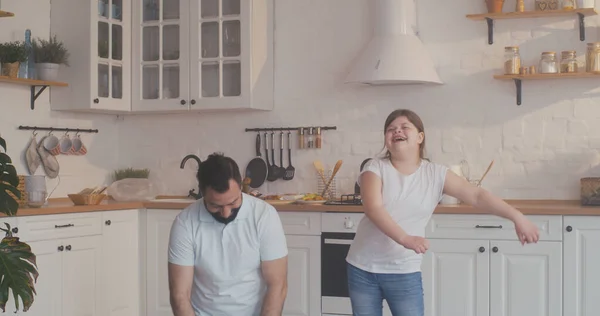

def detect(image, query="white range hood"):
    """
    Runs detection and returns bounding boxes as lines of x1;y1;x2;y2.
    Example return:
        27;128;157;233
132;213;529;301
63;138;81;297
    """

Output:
345;0;443;85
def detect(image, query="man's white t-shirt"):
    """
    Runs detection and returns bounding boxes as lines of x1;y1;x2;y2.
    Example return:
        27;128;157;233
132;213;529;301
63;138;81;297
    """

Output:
168;193;288;315
346;157;448;274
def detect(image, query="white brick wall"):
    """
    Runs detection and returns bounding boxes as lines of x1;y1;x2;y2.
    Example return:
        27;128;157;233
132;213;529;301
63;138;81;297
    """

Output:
116;0;600;200
3;0;600;200
0;0;120;197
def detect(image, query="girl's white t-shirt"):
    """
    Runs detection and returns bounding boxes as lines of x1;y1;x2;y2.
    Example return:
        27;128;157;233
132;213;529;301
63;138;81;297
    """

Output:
346;157;448;274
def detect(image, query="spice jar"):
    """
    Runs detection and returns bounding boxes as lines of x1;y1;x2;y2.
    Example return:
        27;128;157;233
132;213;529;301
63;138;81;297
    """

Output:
560;50;578;73
504;47;521;75
539;52;558;74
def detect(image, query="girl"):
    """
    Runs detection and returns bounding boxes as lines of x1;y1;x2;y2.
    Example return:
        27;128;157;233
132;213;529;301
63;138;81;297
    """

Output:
346;109;539;316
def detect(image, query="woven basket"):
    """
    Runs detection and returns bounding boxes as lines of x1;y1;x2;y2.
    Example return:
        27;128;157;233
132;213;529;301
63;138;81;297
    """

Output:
6;175;28;208
68;193;107;206
580;177;600;206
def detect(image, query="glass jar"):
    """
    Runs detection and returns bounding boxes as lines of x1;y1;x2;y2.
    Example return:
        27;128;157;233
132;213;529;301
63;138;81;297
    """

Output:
586;43;600;72
589;45;600;73
504;46;521;75
539;52;558;74
560;50;578;73
562;0;576;9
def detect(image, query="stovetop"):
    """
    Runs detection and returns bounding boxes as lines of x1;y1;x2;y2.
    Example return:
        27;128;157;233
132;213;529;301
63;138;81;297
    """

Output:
324;194;363;206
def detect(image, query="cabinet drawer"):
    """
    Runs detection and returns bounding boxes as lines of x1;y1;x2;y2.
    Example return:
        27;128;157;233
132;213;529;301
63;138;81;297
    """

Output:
278;212;321;236
17;212;102;242
321;213;365;233
425;214;562;241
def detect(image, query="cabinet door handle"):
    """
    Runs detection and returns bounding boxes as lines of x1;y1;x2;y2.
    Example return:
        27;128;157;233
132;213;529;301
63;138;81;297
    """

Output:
190;99;196;105
105;220;111;226
566;225;573;232
55;224;74;229
93;98;99;104
66;245;72;251
479;246;485;253
58;245;64;252
475;225;503;229
180;99;187;105
11;227;18;234
492;246;499;253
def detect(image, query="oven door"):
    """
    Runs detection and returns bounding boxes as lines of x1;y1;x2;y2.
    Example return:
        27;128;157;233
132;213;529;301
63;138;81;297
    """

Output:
321;232;354;315
321;232;394;316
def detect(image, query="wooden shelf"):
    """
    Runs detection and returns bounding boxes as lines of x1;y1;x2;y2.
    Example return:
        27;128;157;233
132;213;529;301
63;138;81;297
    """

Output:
0;76;68;109
493;72;600;105
0;76;68;87
467;8;597;44
494;72;600;80
466;8;597;20
0;10;14;18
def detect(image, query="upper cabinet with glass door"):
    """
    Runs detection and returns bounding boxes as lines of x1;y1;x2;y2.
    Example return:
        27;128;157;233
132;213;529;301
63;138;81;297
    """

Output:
50;0;131;113
132;0;274;112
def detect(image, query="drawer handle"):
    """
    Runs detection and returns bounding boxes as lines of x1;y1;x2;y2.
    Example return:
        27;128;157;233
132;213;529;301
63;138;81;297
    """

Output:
475;225;503;229
55;224;74;229
66;245;72;251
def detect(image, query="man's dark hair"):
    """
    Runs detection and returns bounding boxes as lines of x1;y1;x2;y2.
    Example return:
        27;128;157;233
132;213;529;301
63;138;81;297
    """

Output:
197;152;242;194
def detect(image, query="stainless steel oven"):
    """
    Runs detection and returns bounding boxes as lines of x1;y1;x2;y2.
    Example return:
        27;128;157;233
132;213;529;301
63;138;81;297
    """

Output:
320;213;392;316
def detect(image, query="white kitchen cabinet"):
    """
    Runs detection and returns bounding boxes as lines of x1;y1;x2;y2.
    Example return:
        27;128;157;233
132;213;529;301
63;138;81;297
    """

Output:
283;235;321;316
101;209;140;316
423;214;562;316
563;216;600;316
25;235;102;316
145;209;180;316
49;0;132;113
10;210;141;316
279;212;321;316
15;212;104;316
489;240;562;316
131;0;274;112
422;239;490;316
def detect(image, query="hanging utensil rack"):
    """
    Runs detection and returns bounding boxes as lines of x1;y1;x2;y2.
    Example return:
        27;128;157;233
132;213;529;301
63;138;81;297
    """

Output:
18;125;99;133
245;126;337;132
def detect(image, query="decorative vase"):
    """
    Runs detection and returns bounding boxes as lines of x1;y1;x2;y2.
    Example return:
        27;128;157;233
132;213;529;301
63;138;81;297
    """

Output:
486;0;505;12
2;61;20;77
35;63;60;81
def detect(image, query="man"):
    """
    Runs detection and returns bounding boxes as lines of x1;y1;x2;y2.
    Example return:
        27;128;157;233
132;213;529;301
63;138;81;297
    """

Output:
168;152;288;316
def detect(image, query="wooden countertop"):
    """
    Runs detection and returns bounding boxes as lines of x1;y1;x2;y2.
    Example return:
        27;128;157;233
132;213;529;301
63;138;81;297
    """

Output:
2;197;600;217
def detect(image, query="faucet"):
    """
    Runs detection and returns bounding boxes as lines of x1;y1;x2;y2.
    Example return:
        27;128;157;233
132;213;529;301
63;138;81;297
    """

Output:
180;154;202;199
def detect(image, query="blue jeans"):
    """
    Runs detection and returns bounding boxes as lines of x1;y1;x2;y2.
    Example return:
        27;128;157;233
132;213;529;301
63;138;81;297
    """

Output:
347;262;424;316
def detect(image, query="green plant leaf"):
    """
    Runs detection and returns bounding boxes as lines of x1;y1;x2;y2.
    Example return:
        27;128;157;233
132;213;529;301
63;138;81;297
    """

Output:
0;137;5;152
0;226;38;312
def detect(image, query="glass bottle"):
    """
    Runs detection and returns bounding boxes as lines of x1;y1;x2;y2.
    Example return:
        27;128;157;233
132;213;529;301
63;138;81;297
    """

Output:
504;47;521;75
539;52;559;74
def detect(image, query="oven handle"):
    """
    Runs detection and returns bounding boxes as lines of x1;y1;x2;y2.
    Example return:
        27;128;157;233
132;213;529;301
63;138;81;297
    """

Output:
324;238;353;245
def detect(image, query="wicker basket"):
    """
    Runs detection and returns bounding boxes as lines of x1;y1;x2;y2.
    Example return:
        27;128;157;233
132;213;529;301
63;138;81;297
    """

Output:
68;193;107;205
6;175;28;208
580;177;600;206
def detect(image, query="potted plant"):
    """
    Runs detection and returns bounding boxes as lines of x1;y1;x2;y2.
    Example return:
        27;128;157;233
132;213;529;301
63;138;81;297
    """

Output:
31;35;70;81
0;41;28;78
0;135;38;312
